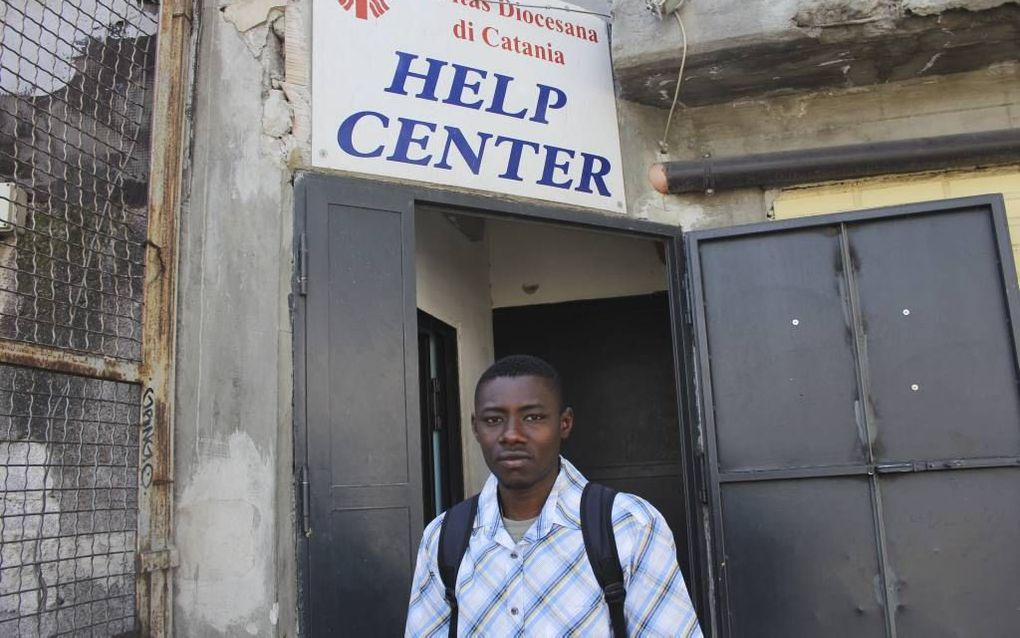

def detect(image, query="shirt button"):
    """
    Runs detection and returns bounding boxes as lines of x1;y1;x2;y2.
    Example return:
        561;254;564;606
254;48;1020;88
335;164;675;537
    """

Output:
510;607;519;616
510;552;518;559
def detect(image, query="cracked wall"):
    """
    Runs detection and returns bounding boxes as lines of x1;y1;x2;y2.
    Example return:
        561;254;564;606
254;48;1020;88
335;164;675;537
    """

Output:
613;0;1020;107
174;0;302;635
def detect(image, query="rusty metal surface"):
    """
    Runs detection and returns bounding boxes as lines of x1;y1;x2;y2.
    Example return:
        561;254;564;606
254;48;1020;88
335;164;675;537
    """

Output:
0;338;140;385
135;0;192;635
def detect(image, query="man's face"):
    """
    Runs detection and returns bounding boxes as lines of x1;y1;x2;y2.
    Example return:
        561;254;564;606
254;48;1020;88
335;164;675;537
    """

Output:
472;375;573;492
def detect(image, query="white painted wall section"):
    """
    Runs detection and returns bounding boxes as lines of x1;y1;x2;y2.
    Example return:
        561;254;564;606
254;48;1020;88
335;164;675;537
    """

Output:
415;209;495;495
488;219;667;308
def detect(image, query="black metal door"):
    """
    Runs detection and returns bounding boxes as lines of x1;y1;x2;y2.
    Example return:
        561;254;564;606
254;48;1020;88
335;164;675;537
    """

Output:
295;175;423;636
687;196;1020;637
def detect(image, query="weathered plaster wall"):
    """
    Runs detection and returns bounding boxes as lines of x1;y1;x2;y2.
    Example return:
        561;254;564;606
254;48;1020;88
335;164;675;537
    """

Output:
174;0;299;636
612;0;1020;107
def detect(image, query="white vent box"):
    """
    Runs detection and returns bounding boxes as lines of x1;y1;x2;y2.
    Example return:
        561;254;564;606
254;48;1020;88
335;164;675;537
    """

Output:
0;182;28;234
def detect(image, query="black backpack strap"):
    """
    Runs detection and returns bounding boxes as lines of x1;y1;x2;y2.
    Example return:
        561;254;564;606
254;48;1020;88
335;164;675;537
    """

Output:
581;482;627;638
437;495;479;638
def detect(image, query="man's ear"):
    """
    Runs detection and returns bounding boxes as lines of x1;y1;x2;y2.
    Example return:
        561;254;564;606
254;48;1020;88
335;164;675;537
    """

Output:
470;413;480;441
559;407;574;440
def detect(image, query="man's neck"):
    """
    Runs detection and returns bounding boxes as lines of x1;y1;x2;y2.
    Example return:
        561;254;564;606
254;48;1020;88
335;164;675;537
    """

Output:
498;469;559;521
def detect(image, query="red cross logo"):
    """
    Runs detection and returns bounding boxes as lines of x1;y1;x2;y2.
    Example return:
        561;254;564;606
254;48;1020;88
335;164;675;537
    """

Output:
338;0;391;20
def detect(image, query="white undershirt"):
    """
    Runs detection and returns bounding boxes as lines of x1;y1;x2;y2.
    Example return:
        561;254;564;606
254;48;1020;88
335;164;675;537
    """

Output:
502;515;538;544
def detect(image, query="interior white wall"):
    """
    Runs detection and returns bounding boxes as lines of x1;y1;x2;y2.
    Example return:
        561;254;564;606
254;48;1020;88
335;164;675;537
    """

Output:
415;209;494;496
488;219;668;308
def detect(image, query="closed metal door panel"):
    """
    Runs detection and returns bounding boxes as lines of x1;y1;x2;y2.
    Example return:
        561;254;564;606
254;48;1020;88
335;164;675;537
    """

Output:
721;477;886;637
688;196;1020;637
699;228;866;472
297;175;423;636
881;469;1020;636
849;210;1020;460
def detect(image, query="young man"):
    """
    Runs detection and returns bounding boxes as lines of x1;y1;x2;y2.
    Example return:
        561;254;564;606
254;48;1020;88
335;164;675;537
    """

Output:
405;355;703;637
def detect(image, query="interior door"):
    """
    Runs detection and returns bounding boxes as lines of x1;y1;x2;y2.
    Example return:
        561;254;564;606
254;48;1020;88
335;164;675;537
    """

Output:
686;196;1020;637
296;174;423;636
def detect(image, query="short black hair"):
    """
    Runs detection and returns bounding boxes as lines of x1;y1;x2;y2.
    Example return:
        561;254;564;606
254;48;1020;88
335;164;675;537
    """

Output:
475;355;564;410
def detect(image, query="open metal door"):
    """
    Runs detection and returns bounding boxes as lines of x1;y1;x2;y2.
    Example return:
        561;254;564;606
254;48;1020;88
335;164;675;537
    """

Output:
294;172;716;634
295;174;423;636
686;196;1020;637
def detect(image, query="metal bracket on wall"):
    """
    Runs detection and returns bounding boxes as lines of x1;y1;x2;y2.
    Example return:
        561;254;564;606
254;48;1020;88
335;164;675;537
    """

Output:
298;232;308;296
138;548;180;573
301;465;312;537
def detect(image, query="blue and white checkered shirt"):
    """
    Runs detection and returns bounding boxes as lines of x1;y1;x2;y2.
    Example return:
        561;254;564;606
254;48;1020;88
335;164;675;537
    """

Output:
405;458;703;637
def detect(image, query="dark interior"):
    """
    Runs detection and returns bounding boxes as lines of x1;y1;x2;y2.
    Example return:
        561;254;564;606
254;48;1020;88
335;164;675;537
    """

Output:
492;292;692;581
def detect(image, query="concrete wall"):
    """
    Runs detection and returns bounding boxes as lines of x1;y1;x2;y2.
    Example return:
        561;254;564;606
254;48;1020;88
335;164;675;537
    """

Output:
415;209;495;496
612;0;1020;107
173;1;297;636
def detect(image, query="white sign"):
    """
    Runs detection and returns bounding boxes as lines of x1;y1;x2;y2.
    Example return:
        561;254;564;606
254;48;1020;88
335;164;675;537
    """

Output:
312;0;626;213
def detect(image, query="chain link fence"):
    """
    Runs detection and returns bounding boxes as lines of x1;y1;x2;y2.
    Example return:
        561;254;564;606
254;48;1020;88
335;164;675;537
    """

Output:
0;0;160;634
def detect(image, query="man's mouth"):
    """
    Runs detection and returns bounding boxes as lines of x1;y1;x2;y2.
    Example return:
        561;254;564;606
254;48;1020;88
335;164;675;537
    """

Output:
497;453;530;468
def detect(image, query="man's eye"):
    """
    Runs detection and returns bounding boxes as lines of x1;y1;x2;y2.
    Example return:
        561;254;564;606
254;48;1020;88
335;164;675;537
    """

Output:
484;416;502;425
523;414;545;422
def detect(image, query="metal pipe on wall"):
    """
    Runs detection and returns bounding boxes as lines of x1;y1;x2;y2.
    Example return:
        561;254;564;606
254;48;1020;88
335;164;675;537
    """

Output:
648;129;1020;194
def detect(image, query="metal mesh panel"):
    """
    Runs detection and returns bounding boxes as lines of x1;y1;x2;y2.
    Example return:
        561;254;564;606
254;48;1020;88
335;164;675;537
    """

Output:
0;0;159;362
0;365;139;636
0;1;160;635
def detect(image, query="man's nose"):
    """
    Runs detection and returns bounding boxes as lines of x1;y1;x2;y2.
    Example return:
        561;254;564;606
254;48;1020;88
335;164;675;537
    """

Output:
499;416;527;444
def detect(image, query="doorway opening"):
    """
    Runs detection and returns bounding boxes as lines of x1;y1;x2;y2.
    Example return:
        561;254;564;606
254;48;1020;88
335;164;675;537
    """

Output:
417;310;464;520
414;205;697;588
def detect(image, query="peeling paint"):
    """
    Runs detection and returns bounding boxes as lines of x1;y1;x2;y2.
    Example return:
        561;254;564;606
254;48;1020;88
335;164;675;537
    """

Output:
222;0;288;32
794;0;897;28
176;432;275;634
904;0;1020;14
263;89;292;137
918;51;944;73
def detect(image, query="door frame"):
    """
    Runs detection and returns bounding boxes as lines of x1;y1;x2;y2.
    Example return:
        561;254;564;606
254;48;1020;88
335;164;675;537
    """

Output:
292;172;711;634
684;194;1020;637
417;309;465;519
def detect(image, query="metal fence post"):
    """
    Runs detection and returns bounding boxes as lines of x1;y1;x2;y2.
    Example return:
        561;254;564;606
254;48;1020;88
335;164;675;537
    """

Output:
137;0;193;636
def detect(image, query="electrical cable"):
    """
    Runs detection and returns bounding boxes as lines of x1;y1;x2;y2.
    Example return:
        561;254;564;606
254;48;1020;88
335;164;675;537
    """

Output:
658;3;688;154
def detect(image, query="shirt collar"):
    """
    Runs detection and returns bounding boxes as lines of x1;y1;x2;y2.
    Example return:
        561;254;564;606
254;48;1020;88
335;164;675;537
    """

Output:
475;456;588;542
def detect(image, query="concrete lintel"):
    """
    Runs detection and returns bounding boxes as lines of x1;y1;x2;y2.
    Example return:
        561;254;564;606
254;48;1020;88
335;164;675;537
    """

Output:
614;3;1020;108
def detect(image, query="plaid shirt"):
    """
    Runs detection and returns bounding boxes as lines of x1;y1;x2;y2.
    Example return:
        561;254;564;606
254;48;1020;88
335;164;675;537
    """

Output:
405;458;703;637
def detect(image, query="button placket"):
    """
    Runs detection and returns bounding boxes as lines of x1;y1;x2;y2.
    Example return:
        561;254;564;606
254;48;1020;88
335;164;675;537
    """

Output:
507;545;525;626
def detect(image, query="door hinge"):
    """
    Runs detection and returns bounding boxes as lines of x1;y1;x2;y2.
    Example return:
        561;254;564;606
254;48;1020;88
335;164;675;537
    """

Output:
297;232;308;296
300;465;312;538
138;547;179;573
